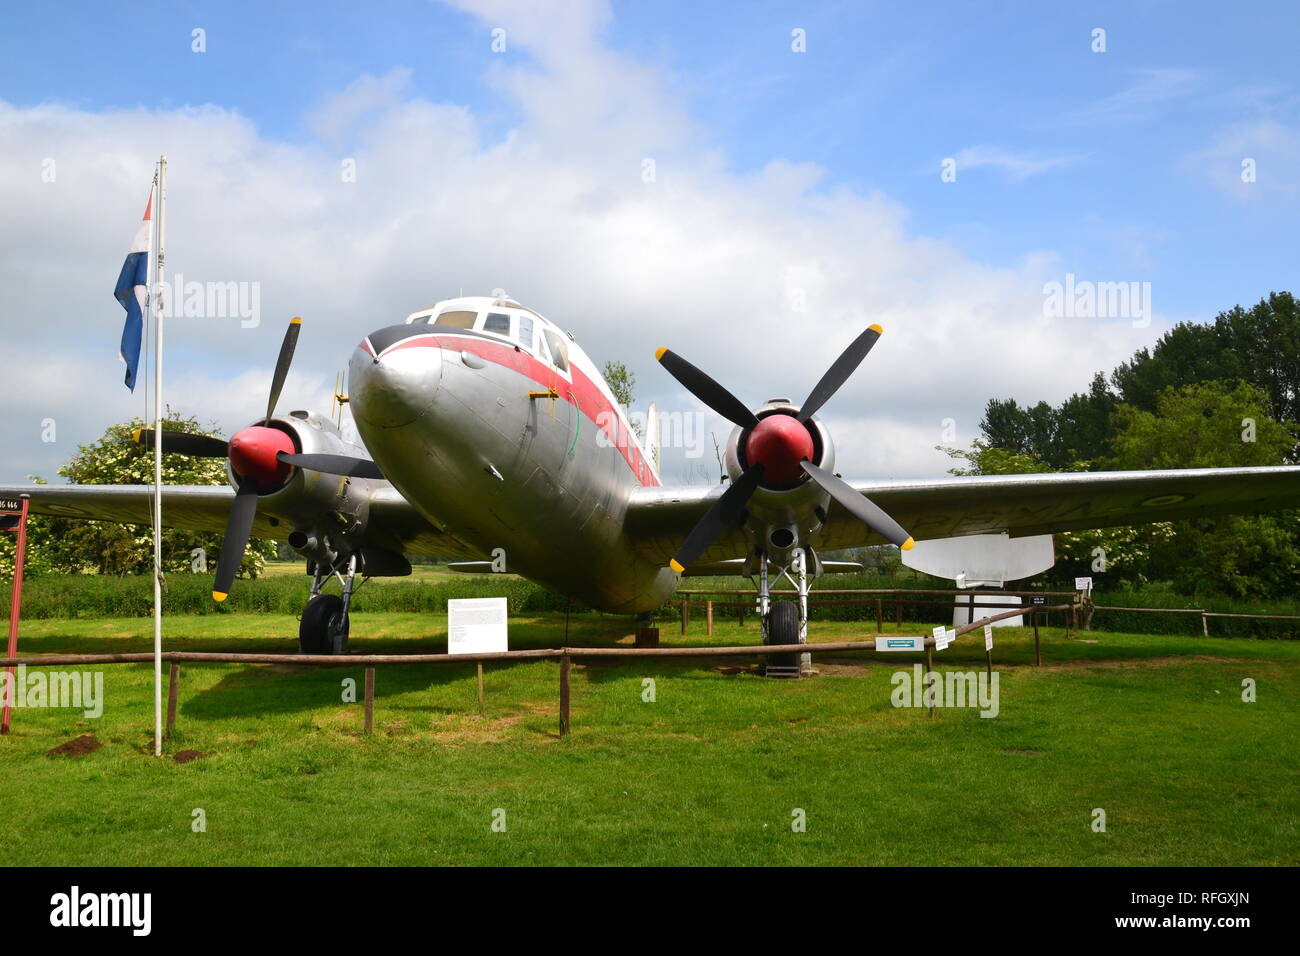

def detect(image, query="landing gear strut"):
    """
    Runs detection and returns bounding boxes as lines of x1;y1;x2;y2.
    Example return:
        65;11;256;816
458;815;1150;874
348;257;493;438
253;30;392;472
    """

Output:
757;547;811;678
299;554;357;654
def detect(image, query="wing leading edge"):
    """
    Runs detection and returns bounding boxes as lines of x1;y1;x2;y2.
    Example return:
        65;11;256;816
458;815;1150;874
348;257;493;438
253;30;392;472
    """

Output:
625;466;1300;565
0;483;470;561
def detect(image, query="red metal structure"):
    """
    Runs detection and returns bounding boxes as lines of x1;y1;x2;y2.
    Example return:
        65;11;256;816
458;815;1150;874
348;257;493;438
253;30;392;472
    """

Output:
1;494;30;734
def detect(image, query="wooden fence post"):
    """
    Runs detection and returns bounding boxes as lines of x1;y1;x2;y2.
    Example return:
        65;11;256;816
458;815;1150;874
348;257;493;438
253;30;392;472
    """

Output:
1033;614;1041;667
1202;613;1209;637
680;600;689;635
364;667;375;734
875;599;883;633
926;645;935;718
737;600;745;628
559;654;571;737
165;663;179;737
706;601;714;637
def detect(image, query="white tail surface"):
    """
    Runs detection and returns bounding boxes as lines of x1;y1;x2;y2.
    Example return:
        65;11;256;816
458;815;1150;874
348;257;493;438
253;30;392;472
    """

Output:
645;401;661;475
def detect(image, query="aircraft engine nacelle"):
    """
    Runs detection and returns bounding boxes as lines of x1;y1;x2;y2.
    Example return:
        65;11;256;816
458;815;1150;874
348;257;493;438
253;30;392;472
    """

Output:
723;401;836;561
224;411;373;563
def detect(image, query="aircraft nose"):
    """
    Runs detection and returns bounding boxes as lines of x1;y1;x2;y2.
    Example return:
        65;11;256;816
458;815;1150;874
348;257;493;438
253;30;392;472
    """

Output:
350;326;443;428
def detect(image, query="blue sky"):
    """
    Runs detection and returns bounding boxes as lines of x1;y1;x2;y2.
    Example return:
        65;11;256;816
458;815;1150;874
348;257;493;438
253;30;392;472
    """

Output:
1;0;1297;482
6;1;1295;317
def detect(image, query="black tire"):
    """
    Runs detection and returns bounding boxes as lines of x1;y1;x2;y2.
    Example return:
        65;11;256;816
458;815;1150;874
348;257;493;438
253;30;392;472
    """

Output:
765;600;801;677
300;593;348;655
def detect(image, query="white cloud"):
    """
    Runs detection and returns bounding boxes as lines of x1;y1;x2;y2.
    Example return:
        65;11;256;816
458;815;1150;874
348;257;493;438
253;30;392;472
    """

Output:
0;0;1165;487
1055;67;1199;126
949;145;1081;180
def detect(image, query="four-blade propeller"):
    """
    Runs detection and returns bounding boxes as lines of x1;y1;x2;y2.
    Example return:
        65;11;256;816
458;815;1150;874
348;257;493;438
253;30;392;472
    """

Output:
132;317;384;602
656;323;913;572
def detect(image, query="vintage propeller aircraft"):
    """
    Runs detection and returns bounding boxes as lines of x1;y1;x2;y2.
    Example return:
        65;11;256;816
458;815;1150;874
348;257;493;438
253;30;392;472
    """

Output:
6;295;1300;666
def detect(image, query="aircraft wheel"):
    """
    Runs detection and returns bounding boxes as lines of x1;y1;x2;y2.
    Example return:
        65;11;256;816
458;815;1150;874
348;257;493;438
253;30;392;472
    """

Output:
300;594;349;655
765;600;801;678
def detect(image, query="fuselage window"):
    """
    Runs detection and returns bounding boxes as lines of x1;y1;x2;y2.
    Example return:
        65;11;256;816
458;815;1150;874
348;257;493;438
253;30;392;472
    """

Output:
434;310;477;329
517;316;535;352
543;329;570;373
483;312;511;336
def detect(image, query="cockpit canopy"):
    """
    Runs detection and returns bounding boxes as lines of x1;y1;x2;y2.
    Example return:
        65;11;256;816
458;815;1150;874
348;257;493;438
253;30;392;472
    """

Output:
405;296;571;373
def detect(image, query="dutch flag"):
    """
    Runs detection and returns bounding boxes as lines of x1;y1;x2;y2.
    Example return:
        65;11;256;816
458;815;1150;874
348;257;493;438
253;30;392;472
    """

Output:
113;188;153;391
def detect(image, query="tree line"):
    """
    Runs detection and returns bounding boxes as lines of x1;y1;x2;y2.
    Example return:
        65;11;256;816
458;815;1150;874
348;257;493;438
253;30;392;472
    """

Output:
944;291;1299;597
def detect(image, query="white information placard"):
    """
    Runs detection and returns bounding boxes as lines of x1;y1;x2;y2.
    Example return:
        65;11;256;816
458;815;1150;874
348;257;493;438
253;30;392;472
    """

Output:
877;636;925;652
447;597;508;655
1075;576;1093;592
983;624;994;652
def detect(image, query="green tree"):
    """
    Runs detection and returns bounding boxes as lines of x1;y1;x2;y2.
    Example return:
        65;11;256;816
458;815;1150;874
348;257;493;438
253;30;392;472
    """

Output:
985;291;1300;463
1104;381;1299;597
1;413;272;580
602;360;636;409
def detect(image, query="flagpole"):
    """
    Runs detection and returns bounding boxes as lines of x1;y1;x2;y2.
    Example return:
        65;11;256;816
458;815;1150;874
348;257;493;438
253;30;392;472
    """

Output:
152;155;167;757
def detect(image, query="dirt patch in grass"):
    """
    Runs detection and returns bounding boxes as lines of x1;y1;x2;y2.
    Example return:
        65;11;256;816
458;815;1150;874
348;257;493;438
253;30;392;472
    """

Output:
47;735;101;758
1001;748;1045;756
712;664;759;675
416;703;555;746
173;749;203;764
811;662;871;677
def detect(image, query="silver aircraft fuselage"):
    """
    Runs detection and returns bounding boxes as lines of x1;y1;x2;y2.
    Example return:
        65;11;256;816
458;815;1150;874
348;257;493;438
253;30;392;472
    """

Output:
348;297;679;613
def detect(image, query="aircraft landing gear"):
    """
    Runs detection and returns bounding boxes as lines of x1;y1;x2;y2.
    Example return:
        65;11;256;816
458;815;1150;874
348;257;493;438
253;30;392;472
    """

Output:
757;548;812;678
299;554;357;654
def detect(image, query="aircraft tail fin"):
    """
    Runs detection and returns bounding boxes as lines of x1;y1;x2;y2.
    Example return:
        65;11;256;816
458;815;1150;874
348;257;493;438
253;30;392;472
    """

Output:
645;402;661;476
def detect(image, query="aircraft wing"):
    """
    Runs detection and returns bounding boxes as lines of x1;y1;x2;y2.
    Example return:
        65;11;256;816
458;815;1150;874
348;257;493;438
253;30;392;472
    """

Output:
0;483;468;560
624;466;1300;565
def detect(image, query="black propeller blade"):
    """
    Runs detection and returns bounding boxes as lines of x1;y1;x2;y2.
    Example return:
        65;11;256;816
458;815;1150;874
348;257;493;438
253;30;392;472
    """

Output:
654;323;915;571
669;463;765;573
278;452;384;480
655;348;759;430
801;460;913;550
132;428;229;458
265;316;302;424
798;323;882;423
212;477;261;602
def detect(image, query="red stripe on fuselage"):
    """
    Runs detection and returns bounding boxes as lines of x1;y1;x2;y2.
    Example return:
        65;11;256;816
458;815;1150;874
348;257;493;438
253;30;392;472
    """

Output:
383;332;660;487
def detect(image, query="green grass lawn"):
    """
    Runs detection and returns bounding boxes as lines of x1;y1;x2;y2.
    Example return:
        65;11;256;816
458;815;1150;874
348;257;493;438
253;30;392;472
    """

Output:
0;611;1296;866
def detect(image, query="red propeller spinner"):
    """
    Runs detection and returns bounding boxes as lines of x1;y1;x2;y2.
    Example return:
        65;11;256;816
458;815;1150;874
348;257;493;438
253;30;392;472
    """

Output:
228;426;295;491
744;413;814;487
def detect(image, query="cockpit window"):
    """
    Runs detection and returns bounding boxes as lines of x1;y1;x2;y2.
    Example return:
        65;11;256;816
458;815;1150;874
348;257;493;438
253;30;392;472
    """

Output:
433;310;477;329
517;316;535;352
543;330;570;373
483;312;511;336
409;313;434;325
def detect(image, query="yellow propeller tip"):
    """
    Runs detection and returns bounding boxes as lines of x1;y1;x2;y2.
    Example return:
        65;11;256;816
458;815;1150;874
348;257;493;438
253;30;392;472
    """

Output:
868;323;883;334
669;559;684;573
655;347;669;361
900;537;915;552
212;591;228;603
290;316;302;325
131;428;142;444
